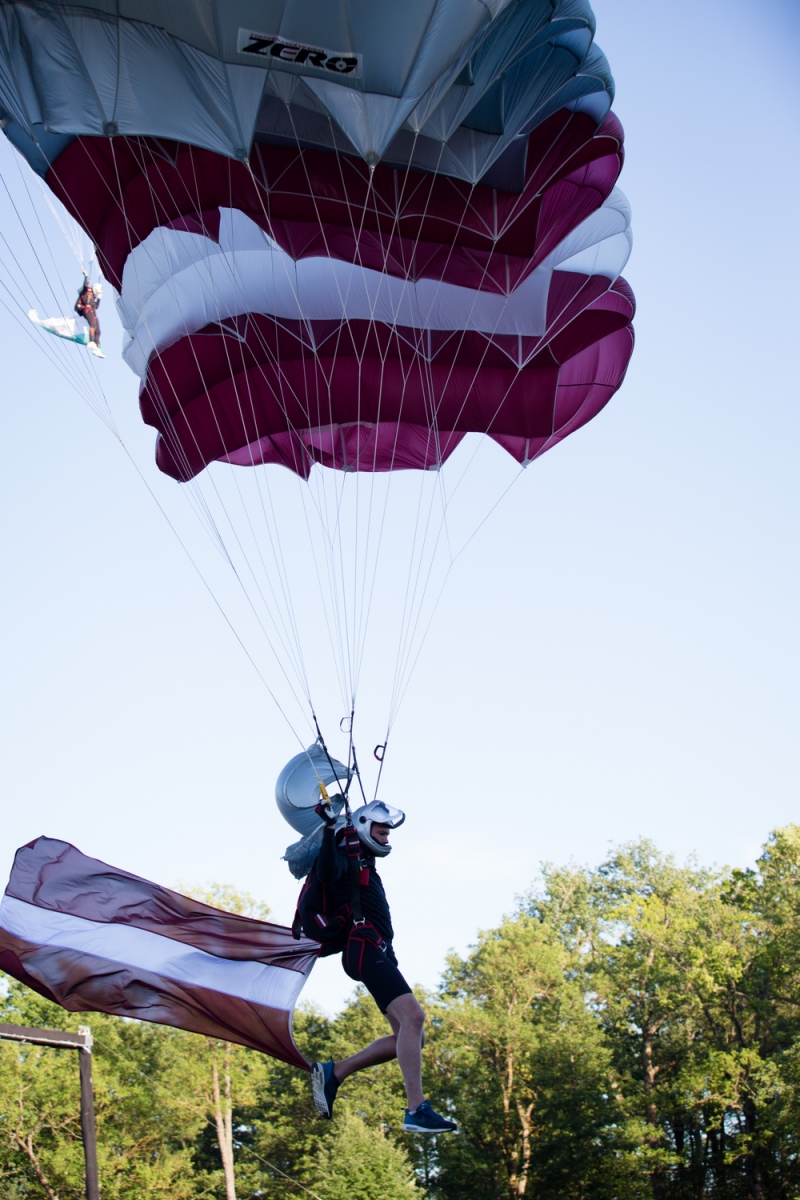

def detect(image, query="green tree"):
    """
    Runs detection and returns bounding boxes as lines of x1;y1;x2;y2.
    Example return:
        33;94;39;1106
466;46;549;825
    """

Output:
305;1109;419;1200
179;883;273;1200
429;912;613;1200
245;991;414;1198
718;826;800;1199
0;980;203;1199
535;831;800;1200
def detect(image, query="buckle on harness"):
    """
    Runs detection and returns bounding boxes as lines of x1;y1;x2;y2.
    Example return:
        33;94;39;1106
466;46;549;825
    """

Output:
352;917;367;927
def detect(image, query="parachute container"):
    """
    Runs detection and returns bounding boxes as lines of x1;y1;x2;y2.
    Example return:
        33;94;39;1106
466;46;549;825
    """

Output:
276;744;349;837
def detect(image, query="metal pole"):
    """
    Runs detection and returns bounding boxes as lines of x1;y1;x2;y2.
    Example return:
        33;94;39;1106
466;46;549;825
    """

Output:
0;1022;100;1199
77;1027;100;1200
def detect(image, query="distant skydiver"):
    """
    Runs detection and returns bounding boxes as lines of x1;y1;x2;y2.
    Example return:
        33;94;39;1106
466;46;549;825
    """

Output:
298;799;457;1134
75;274;104;357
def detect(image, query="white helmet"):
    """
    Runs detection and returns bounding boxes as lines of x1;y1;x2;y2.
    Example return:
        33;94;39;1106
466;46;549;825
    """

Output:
351;800;405;857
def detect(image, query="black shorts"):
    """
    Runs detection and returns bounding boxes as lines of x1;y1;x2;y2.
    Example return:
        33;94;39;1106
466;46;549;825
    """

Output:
342;928;412;1014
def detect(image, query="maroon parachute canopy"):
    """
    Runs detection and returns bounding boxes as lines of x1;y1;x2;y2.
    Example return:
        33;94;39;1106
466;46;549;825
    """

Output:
43;109;634;479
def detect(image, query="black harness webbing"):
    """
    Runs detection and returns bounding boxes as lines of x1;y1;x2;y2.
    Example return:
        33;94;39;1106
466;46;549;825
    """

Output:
342;827;365;925
311;719;368;925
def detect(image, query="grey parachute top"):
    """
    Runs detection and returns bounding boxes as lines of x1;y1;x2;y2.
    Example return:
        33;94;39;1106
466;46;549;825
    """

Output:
0;0;612;183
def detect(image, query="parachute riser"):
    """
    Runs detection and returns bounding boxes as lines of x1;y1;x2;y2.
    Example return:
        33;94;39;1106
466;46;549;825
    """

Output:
312;713;354;827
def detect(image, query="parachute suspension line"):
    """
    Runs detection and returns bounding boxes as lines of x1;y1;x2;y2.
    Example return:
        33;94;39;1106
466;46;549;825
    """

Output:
178;144;316;700
127;153;331;742
216;149;320;698
123;132;347;729
60;134;316;739
284;110;465;734
339;708;356;795
292;127;372;712
332;141;395;709
102;137;318;728
115;436;310;750
158;132;529;751
246;134;372;711
0;161;74;318
172;144;328;704
312;713;352;824
45;120;545;768
282;112;507;745
32;168;91;271
385;157;594;726
241;146;359;715
133;135;424;729
128;137;319;707
283;106;455;718
361;142;501;721
312;118;457;717
342;128;450;705
246;125;370;713
387;462;527;727
382;159;540;731
349;740;368;806
0;136;312;747
371;141;470;729
345;136;421;700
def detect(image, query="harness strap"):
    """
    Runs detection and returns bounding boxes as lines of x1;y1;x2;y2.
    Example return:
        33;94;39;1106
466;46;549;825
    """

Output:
342;827;365;924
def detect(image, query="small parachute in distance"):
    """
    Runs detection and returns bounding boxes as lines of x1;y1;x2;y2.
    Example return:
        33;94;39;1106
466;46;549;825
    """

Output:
29;276;105;357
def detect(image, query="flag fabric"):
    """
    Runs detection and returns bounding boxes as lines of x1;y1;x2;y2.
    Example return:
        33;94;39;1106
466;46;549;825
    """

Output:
0;837;319;1069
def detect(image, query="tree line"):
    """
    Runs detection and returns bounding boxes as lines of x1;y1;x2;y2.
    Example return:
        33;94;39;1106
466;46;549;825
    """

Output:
2;828;800;1200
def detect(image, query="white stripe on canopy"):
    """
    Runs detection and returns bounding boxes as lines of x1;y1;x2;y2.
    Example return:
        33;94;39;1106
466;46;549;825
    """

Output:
118;189;632;378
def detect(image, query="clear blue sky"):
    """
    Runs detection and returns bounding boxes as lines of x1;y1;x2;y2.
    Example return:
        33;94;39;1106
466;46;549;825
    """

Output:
1;0;798;1012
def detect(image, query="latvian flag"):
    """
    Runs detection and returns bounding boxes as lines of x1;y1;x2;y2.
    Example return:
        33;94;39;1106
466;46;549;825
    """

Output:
0;837;319;1069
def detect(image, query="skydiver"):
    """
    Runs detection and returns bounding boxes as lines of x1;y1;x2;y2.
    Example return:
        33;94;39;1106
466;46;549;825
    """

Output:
75;274;104;358
304;800;457;1134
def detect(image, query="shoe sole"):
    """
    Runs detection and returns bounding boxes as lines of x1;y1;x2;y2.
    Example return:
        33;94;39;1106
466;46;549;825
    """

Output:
310;1062;331;1119
402;1122;458;1134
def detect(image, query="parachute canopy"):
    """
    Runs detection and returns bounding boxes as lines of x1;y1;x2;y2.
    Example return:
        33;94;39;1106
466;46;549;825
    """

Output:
2;0;634;481
0;0;613;173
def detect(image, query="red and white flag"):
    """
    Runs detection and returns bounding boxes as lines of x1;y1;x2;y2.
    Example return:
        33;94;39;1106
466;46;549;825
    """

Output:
0;837;318;1069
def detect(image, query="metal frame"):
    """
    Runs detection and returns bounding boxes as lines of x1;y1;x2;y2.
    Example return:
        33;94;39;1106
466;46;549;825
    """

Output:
0;1021;100;1200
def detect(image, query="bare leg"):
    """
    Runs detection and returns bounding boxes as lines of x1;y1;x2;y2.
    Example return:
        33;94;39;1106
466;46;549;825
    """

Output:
386;994;425;1110
334;993;426;1110
334;1033;398;1080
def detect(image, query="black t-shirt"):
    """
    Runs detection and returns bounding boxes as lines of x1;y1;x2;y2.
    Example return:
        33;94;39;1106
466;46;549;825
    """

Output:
315;826;394;942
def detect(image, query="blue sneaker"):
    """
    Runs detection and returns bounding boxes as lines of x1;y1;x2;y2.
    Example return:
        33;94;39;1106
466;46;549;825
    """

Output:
311;1059;341;1119
402;1100;457;1134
